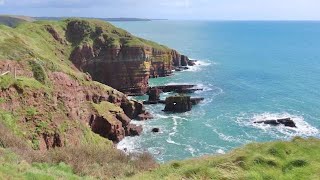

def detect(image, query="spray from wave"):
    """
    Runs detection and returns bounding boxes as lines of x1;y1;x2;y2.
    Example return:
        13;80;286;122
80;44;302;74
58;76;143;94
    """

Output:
236;112;319;138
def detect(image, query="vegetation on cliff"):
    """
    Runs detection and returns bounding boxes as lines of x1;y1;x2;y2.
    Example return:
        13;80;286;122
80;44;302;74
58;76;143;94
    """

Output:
1;17;319;180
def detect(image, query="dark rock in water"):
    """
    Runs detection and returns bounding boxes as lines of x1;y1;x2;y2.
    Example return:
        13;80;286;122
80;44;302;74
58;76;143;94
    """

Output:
152;128;160;133
188;60;197;66
125;124;143;136
176;88;203;94
164;95;192;113
175;68;182;72
151;84;196;93
277;118;297;128
254;118;296;128
190;98;205;105
148;88;161;102
183;67;189;70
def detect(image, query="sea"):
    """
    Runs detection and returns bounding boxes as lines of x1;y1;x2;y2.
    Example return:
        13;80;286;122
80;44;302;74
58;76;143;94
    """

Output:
111;21;320;162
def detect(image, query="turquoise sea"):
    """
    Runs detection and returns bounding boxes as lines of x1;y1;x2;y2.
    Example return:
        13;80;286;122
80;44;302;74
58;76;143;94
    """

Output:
112;21;320;162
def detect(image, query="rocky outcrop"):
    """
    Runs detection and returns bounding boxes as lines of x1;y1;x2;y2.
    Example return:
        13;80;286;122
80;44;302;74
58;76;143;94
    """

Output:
67;20;192;95
0;59;153;148
148;88;161;102
254;118;297;128
150;84;203;93
164;96;192;113
125;124;143;136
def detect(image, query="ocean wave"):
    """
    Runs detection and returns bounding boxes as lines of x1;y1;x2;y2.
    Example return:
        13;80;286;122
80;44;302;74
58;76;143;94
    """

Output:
236;112;319;138
184;59;213;72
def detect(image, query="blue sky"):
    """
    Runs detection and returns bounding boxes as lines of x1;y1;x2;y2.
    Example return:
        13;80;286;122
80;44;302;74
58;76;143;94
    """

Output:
0;0;319;20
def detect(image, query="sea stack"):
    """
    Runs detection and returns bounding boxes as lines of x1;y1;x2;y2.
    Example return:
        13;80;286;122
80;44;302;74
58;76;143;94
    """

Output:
164;95;192;113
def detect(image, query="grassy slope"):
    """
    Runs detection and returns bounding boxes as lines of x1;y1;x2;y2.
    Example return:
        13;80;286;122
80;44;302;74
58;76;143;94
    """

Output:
0;148;87;180
131;138;320;180
0;15;35;28
0;138;319;179
0;18;168;179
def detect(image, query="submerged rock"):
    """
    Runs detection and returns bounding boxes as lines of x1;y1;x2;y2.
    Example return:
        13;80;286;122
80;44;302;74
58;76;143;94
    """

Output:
254;118;297;128
164;95;192;113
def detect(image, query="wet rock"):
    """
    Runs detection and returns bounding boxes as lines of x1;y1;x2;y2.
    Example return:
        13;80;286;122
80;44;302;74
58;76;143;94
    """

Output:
164;95;192;113
125;124;143;136
152;128;160;133
254;118;297;128
188;60;197;66
190;98;205;105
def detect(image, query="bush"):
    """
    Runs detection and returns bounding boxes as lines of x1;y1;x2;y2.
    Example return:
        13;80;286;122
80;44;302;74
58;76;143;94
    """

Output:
29;60;47;84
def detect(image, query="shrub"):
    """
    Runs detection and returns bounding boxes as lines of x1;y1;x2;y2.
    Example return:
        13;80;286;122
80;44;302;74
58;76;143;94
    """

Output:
29;60;47;84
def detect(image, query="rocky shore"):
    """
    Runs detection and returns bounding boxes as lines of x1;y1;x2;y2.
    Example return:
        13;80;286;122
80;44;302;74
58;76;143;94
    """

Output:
0;18;204;148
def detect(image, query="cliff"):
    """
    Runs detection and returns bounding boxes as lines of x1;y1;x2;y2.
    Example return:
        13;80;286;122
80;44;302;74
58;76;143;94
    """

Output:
0;18;171;149
66;19;189;95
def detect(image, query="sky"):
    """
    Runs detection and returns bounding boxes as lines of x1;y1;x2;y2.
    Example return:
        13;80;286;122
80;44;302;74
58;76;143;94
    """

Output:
0;0;319;20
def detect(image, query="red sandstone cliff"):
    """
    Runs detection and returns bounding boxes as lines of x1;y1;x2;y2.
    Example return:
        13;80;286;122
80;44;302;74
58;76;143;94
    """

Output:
67;20;190;95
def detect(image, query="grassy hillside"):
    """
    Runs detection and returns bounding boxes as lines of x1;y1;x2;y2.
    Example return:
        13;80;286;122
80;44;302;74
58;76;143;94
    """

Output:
1;137;319;179
0;18;170;178
0;15;34;27
131;137;320;180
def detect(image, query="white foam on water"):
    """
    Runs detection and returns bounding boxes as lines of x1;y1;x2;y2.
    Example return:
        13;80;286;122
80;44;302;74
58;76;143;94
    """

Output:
117;136;141;154
184;59;213;72
237;112;319;138
185;145;198;157
216;149;226;154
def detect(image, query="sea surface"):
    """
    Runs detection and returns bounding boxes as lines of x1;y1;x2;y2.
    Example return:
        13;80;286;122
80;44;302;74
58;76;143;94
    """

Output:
111;21;320;162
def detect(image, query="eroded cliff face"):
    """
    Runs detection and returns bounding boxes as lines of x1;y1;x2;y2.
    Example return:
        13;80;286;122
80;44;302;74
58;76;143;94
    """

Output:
0;60;149;150
67;20;189;95
0;19;188;151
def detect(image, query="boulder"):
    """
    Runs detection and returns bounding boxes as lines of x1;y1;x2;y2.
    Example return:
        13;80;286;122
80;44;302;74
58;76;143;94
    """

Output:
152;128;160;133
254;118;297;128
164;95;192;113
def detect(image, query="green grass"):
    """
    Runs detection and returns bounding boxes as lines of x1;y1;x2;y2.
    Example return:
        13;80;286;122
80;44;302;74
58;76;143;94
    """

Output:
131;137;320;180
0;148;87;179
0;15;34;27
0;110;22;136
91;101;123;124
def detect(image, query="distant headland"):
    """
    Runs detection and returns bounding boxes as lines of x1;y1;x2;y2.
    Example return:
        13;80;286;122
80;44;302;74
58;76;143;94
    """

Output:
35;17;168;22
